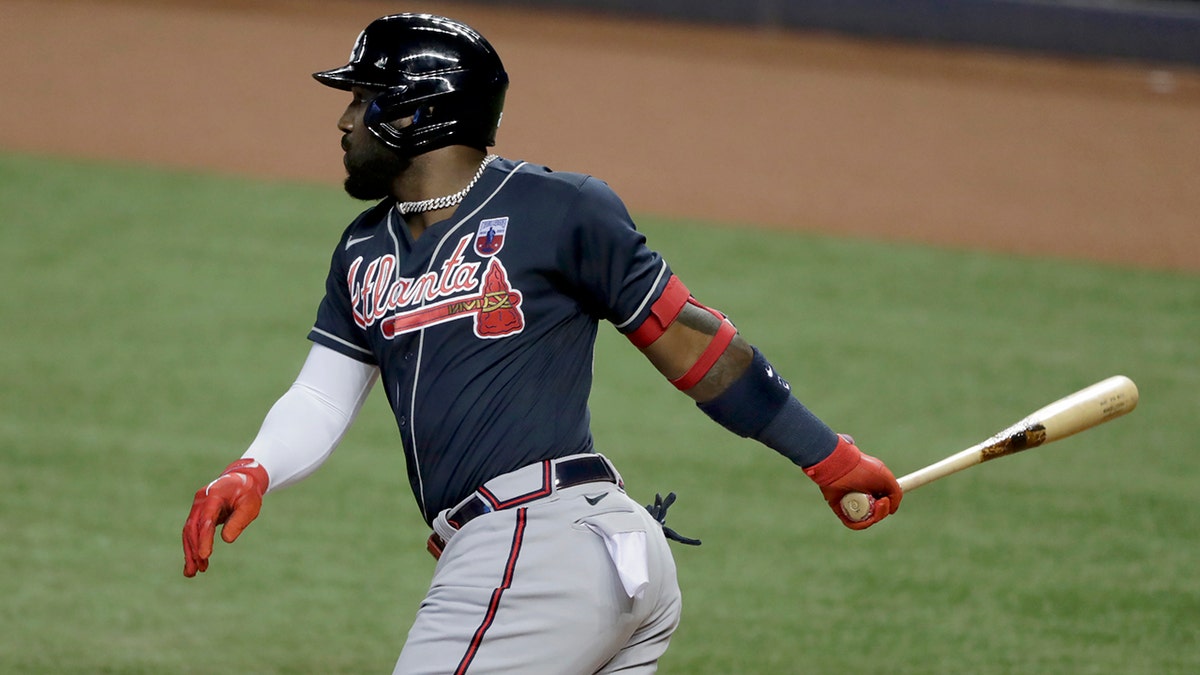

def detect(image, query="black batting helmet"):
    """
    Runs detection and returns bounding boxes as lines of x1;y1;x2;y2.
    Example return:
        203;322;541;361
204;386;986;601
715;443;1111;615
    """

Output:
313;14;508;157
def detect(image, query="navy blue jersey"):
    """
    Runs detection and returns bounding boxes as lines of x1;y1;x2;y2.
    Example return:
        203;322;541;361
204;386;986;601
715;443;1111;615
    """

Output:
309;158;673;523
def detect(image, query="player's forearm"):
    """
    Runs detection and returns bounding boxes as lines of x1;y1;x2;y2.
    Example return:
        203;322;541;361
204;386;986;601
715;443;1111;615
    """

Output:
639;303;753;400
639;302;838;467
695;345;839;467
243;344;379;492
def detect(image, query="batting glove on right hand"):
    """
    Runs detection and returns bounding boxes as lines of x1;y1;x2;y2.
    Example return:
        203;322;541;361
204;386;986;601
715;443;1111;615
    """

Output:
182;458;269;577
804;435;901;530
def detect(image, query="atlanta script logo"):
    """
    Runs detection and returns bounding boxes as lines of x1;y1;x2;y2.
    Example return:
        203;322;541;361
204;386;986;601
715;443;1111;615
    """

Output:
348;234;524;339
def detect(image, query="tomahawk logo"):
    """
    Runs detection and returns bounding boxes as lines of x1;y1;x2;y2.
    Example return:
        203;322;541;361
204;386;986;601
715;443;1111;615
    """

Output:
346;233;525;339
381;257;524;339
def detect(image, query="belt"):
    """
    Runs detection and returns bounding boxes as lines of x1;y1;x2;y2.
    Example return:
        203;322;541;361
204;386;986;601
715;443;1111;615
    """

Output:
427;454;622;559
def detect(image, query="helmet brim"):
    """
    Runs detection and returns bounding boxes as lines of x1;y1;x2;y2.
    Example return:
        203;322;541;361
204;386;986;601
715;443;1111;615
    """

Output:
313;64;397;91
312;66;359;90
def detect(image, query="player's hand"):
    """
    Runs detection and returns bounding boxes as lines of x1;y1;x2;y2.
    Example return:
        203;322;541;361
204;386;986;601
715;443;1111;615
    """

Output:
182;458;269;577
804;435;901;530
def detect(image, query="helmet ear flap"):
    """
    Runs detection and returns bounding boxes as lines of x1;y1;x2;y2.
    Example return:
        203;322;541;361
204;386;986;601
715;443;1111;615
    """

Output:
364;88;418;151
364;86;411;127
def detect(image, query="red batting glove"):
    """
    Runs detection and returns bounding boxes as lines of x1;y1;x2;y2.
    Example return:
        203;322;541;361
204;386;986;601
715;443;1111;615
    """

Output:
182;458;269;577
804;435;901;530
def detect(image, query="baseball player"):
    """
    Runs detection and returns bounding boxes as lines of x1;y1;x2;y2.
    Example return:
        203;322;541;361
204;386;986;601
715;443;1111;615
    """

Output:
181;13;902;674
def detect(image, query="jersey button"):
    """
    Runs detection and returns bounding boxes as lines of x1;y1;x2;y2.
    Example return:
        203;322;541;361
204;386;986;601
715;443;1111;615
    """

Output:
404;352;413;361
399;416;408;427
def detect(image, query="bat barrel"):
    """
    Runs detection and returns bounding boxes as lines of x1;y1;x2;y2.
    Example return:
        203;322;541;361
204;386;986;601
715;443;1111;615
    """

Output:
838;375;1138;523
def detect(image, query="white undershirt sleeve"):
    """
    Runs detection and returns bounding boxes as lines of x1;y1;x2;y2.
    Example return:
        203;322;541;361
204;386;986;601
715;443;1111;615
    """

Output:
241;343;379;493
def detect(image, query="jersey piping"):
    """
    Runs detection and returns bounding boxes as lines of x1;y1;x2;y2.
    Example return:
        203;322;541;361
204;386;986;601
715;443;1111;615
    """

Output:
406;162;529;520
614;259;670;331
309;326;375;358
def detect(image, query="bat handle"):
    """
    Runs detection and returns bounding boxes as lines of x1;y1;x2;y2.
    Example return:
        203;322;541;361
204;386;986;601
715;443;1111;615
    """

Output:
840;492;875;522
841;474;916;522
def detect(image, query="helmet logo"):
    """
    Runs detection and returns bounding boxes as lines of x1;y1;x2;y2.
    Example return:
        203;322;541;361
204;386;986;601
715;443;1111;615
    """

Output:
350;32;367;61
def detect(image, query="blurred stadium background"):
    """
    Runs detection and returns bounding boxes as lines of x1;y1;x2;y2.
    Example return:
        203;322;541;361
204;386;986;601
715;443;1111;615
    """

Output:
491;0;1200;66
1;1;1197;673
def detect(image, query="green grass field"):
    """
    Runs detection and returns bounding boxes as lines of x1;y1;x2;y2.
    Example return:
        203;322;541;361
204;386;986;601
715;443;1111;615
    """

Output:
2;152;1197;673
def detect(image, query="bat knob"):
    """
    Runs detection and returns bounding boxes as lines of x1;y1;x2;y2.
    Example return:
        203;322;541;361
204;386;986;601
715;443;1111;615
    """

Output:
840;492;874;522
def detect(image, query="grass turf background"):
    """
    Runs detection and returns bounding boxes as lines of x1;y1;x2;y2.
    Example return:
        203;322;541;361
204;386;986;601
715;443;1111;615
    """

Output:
1;152;1197;673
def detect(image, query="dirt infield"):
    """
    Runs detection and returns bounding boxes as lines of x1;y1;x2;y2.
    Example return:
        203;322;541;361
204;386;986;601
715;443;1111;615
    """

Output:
3;0;1198;271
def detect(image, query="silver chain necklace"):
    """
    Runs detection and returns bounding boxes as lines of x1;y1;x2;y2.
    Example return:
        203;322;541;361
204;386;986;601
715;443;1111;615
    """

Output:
396;154;498;215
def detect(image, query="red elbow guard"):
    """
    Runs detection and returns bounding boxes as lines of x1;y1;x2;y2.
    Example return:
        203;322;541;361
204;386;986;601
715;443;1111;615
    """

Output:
669;316;737;390
626;274;738;391
627;276;690;349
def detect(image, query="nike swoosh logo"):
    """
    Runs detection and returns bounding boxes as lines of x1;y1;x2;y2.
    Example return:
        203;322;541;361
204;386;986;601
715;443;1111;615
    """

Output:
766;364;791;391
345;234;374;250
585;493;608;506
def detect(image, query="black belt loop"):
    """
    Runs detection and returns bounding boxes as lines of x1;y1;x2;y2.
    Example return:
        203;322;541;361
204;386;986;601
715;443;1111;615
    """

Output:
446;496;492;528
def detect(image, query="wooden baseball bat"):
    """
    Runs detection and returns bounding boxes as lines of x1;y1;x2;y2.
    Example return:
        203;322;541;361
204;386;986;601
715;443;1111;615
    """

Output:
840;375;1139;522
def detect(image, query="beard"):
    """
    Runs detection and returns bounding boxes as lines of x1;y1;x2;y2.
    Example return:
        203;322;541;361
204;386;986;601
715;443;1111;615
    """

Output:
343;139;409;201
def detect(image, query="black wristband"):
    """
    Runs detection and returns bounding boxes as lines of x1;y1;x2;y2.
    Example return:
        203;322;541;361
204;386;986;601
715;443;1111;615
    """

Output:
696;347;791;437
696;348;838;466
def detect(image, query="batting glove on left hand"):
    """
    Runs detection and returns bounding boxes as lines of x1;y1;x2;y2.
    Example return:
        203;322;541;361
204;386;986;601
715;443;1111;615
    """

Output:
182;458;269;577
804;435;901;530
